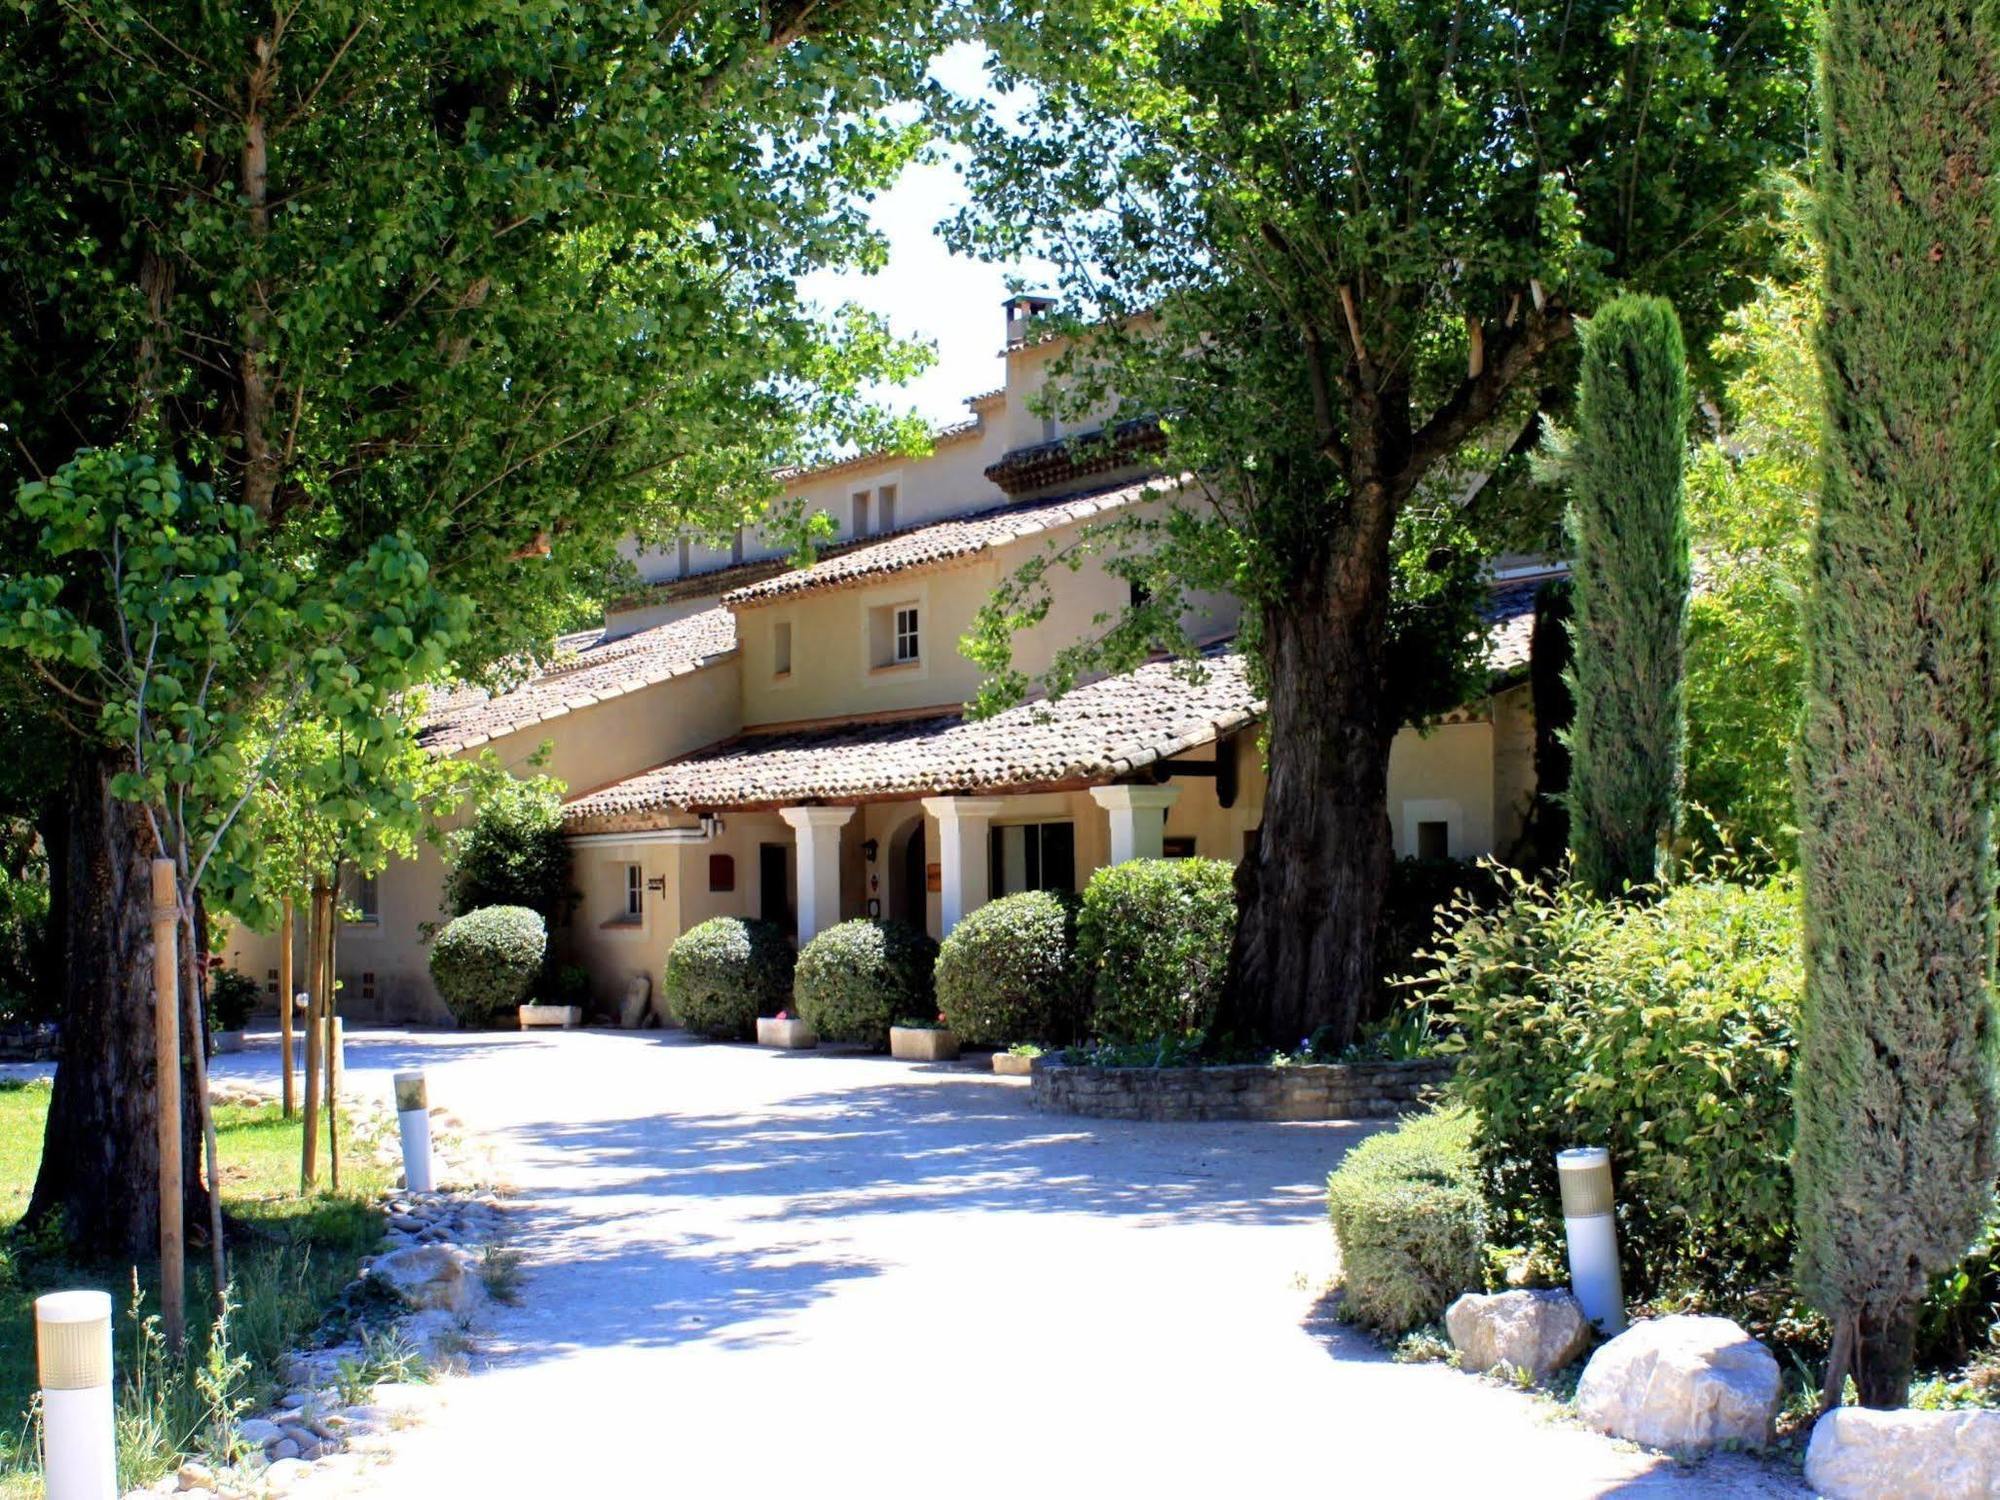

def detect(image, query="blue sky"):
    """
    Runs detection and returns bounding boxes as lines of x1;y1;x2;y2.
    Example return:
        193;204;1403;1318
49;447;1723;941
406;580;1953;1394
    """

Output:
799;43;1052;429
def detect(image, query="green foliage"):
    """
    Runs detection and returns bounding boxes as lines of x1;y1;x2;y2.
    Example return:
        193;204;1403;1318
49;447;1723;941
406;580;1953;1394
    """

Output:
1326;1106;1488;1335
793;919;937;1048
206;968;260;1032
427;906;547;1027
1077;858;1235;1043
0;819;49;1028
1561;294;1692;896
1683;246;1816;868
662;917;794;1041
1427;864;1800;1301
1795;0;2000;1399
445;775;571;924
934;890;1084;1046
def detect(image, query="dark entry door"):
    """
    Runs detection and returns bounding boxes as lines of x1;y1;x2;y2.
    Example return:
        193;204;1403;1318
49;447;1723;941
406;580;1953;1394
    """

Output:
759;843;792;935
897;825;926;924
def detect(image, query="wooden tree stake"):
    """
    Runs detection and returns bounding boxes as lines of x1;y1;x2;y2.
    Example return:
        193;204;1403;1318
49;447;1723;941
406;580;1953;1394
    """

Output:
300;881;327;1190
149;858;184;1350
278;896;295;1117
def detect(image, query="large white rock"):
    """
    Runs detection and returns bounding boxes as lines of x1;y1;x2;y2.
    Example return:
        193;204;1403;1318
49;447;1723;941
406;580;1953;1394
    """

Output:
1574;1314;1780;1452
1806;1406;2000;1499
1445;1289;1594;1381
620;975;654;1030
366;1244;480;1316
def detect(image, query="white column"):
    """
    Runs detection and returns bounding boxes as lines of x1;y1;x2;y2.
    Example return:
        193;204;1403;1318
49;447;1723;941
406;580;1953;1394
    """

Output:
1090;784;1182;864
778;806;855;944
920;796;1005;936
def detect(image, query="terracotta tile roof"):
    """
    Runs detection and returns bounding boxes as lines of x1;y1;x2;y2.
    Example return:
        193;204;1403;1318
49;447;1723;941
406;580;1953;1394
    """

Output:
419;607;738;754
564;574;1551;825
723;474;1188;609
1480;569;1569;677
983;418;1167;495
564;646;1257;824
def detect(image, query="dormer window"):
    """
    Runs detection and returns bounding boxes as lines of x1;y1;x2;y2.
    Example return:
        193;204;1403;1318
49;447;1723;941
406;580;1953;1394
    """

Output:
878;484;896;531
852;490;871;536
894;606;920;663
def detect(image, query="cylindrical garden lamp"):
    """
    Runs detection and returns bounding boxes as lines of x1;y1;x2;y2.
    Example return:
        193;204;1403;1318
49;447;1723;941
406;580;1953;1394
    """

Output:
37;1289;115;1500
1556;1147;1626;1335
395;1070;435;1193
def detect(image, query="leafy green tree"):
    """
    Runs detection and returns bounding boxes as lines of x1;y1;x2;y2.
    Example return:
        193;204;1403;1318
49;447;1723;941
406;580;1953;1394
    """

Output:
0;1;945;1254
1561;295;1692;896
1682;252;1816;867
1794;0;2000;1410
955;0;1812;1044
444;774;572;926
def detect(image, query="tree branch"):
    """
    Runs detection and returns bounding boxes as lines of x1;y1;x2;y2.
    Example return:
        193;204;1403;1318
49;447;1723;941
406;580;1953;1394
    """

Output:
1396;303;1574;500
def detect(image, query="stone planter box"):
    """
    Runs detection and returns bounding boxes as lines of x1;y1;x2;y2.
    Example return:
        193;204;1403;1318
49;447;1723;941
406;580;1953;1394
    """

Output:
1029;1056;1456;1122
519;1003;582;1030
890;1026;960;1062
991;1052;1036;1077
212;1029;246;1054
756;1016;818;1050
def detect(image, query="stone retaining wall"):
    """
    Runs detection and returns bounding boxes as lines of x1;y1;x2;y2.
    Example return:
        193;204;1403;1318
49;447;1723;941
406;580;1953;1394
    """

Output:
1028;1056;1455;1122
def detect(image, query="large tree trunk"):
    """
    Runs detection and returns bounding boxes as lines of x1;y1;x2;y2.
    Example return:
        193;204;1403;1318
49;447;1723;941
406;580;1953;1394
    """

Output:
25;752;210;1260
1218;523;1396;1047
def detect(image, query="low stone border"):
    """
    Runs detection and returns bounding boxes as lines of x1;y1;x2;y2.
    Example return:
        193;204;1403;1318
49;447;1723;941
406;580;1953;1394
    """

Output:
1028;1056;1454;1121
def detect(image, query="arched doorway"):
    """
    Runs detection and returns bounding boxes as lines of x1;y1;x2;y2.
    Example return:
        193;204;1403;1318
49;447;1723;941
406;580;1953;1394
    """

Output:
888;815;926;927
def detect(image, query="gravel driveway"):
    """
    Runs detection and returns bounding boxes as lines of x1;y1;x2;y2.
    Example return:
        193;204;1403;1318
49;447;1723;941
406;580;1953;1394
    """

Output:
207;1028;1803;1499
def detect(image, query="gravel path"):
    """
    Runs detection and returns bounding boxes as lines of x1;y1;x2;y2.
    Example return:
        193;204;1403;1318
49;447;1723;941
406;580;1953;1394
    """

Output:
203;1028;1803;1499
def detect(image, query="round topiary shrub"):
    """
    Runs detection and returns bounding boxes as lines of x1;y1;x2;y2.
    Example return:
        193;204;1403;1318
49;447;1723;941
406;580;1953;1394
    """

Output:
663;916;794;1040
794;919;937;1047
1076;857;1236;1043
935;890;1083;1046
429;905;547;1027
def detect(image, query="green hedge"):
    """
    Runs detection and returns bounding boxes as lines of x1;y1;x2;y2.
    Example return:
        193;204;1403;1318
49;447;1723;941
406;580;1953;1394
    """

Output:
663;917;794;1040
935;891;1083;1046
794;919;936;1047
207;965;261;1031
1077;858;1235;1043
1426;864;1800;1299
1325;1105;1487;1334
429;905;547;1027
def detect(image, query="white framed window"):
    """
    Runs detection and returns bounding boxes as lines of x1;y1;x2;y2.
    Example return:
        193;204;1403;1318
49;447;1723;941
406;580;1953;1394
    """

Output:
623;863;643;921
894;605;920;663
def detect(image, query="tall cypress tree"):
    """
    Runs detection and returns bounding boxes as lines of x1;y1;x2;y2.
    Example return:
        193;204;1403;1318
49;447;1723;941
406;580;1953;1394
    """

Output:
1563;295;1693;896
1795;0;2000;1409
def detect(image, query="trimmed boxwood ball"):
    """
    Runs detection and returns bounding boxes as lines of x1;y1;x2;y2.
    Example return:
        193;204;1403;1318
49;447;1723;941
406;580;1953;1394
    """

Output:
663;916;794;1041
429;905;547;1027
935;890;1083;1046
1324;1105;1487;1335
1076;857;1236;1043
794;919;936;1047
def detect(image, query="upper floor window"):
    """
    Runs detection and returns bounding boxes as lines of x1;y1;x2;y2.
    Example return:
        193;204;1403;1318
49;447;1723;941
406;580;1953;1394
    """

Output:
773;621;793;678
342;868;379;923
621;863;643;922
877;484;897;532
730;527;744;564
852;490;872;536
894;606;920;663
676;537;691;576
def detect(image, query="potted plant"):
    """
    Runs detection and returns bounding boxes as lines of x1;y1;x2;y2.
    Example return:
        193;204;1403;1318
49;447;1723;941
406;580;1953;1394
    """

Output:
992;1042;1042;1077
208;965;260;1053
889;1014;960;1063
520;962;588;1029
755;1008;818;1050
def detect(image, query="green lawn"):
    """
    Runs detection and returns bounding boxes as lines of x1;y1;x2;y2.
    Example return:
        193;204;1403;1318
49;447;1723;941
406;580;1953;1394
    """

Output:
1;1077;390;1489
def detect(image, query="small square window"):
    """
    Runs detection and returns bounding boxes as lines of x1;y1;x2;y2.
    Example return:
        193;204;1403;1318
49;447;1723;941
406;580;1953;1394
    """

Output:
361;971;377;1001
265;968;279;996
1416;820;1451;860
894;606;920;663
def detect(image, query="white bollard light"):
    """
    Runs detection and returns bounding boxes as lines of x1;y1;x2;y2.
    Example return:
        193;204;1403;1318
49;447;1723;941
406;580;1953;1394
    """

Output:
37;1289;114;1500
395;1071;435;1193
1557;1147;1626;1335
